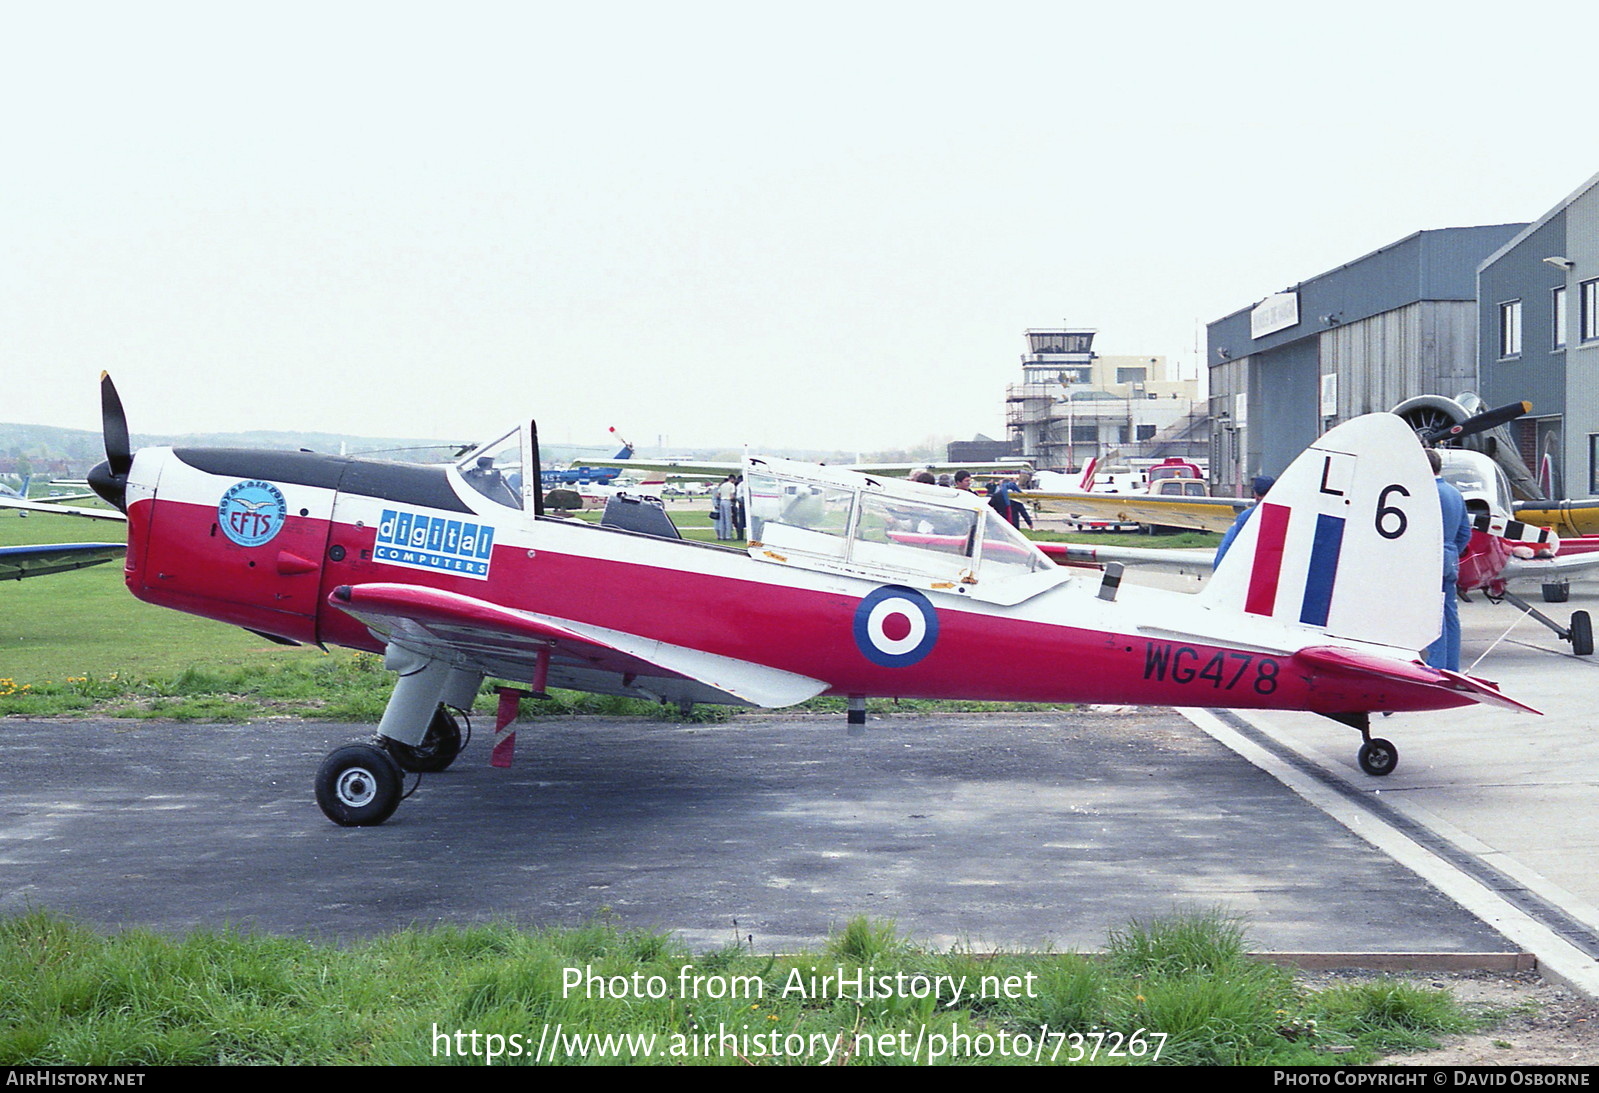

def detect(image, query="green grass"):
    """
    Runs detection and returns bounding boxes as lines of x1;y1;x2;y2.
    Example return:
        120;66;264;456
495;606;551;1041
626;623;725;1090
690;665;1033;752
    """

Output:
0;912;1484;1066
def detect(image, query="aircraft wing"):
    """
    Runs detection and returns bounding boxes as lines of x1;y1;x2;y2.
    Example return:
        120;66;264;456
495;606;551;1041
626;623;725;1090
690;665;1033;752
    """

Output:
0;496;128;522
847;461;1031;476
571;458;731;480
0;543;124;581
1019;490;1247;534
1500;551;1599;582
6;490;99;505
575;458;1032;480
330;583;830;708
1035;541;1214;573
1514;498;1599;538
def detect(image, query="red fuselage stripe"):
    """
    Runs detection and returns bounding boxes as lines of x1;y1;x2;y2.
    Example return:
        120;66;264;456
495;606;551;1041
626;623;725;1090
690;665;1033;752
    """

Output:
124;494;1480;714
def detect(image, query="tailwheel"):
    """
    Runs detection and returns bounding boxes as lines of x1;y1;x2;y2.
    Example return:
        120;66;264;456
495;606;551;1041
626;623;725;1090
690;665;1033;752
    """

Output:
384;705;465;773
316;744;404;826
1357;737;1399;777
1571;611;1594;657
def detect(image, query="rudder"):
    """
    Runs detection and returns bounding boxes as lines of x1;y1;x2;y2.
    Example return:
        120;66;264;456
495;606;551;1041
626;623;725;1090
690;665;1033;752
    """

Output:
1200;414;1442;651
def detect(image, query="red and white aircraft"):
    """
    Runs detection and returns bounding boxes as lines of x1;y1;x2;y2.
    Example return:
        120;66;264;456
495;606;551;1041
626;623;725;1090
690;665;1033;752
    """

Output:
65;377;1536;825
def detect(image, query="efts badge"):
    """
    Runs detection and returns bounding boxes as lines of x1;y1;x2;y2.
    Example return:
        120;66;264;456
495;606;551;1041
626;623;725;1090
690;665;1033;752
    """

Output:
218;480;287;547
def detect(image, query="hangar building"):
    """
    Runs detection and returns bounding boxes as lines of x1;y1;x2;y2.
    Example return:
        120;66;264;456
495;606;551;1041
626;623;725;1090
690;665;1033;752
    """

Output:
1206;224;1525;497
1477;170;1599;499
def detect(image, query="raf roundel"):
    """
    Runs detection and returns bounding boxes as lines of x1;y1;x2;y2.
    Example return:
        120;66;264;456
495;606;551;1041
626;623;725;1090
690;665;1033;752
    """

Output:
852;585;940;668
218;479;287;547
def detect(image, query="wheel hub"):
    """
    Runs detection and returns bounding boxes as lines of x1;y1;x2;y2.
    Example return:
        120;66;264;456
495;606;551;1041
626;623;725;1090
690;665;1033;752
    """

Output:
335;768;377;807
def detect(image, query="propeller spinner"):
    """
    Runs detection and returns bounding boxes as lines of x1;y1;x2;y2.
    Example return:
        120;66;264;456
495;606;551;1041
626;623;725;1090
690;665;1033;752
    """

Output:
86;372;133;512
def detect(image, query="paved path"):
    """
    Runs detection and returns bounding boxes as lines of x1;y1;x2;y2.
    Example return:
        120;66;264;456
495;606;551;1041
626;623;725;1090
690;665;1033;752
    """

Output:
0;707;1505;954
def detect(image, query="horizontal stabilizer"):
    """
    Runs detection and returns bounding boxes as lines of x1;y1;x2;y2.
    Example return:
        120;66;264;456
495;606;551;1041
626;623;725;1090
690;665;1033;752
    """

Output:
1292;646;1540;715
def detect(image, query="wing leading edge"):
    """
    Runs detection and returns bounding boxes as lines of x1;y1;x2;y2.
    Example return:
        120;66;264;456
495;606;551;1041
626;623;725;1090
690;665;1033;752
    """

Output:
330;582;829;709
1019;491;1247;534
0;543;125;581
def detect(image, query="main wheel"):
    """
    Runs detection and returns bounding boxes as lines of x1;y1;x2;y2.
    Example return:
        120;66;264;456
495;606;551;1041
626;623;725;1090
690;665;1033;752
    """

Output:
316;744;404;826
384;706;464;773
1543;581;1570;604
1357;738;1399;777
1571;611;1594;657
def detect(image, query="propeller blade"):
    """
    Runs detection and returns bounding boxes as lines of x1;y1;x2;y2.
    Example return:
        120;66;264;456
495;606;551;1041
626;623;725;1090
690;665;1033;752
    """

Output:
87;372;132;512
100;371;132;476
1418;400;1530;445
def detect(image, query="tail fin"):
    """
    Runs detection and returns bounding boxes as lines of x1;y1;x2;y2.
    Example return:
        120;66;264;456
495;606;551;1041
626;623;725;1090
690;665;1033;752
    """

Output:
609;426;635;461
1198;413;1442;651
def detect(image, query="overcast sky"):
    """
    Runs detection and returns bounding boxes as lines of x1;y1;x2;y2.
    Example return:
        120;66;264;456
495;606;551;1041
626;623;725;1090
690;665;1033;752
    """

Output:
4;1;1595;455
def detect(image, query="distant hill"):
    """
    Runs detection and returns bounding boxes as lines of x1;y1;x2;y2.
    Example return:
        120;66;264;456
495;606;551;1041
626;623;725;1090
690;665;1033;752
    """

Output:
0;421;947;479
0;422;462;477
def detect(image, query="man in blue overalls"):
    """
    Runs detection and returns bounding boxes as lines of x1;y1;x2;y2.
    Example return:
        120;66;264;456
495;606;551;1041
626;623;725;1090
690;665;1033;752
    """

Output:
1214;475;1274;566
1425;448;1474;672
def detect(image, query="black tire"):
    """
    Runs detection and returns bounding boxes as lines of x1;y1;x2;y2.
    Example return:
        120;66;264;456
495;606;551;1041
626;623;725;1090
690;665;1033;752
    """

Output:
1357;738;1399;777
1571;611;1594;657
384;706;464;773
1543;581;1570;604
315;744;403;826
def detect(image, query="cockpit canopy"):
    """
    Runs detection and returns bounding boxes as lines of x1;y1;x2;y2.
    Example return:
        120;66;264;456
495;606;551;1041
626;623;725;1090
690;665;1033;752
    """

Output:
743;457;1064;604
456;429;525;509
1439;449;1513;517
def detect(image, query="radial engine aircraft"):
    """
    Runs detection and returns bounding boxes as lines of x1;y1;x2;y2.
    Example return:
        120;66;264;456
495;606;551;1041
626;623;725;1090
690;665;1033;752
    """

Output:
60;376;1539;825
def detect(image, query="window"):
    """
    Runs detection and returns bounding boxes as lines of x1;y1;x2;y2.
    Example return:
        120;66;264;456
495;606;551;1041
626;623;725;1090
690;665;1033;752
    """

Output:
1582;280;1599;343
1553;286;1568;349
458;430;523;509
851;494;977;580
745;475;853;558
978;509;1051;576
1499;300;1522;358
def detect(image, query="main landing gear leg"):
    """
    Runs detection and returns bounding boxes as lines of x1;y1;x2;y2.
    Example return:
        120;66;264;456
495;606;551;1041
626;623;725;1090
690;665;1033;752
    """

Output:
383;668;481;773
1495;590;1594;657
1321;712;1399;777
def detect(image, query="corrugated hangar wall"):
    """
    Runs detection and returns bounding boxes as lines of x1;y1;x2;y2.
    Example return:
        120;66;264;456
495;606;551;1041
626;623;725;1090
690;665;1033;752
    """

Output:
1321;302;1478;416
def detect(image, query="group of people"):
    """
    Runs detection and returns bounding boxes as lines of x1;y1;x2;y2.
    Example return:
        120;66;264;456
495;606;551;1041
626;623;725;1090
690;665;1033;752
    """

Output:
909;467;1034;528
711;474;746;541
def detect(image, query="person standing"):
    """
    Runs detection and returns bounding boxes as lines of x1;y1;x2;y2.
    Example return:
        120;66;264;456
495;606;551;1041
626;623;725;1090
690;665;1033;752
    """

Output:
1425;448;1473;672
712;476;735;541
731;473;746;540
989;477;1033;528
1214;475;1274;566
